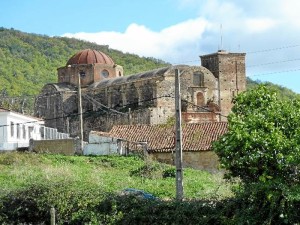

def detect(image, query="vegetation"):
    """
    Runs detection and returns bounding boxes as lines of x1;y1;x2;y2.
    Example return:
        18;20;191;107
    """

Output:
1;86;300;223
213;85;300;224
246;77;300;101
0;152;234;224
0;27;169;114
0;28;299;114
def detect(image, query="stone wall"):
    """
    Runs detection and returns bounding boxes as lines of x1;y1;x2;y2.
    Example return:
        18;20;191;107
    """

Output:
201;51;246;121
150;150;220;172
35;54;246;137
29;138;81;155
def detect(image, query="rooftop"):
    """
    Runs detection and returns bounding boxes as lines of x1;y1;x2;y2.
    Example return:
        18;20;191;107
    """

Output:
93;122;228;153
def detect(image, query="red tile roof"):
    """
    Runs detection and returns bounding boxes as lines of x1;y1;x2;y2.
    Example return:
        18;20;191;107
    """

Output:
102;122;228;153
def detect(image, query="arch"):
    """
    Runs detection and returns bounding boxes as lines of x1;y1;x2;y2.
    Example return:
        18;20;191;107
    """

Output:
196;92;205;106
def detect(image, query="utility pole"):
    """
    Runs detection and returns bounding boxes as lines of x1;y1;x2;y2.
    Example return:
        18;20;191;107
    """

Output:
175;68;183;200
77;72;84;154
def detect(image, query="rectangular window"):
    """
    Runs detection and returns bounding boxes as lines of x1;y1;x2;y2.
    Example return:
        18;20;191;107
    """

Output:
28;126;34;139
17;123;20;139
10;122;14;137
47;97;50;109
193;73;204;86
193;73;200;86
40;126;45;139
23;125;26;139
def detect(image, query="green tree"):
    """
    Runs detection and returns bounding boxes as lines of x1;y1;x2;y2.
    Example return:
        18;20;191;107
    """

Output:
213;85;300;224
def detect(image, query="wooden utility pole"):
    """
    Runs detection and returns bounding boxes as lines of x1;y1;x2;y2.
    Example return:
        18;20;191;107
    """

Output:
77;72;84;154
50;207;55;225
175;68;183;200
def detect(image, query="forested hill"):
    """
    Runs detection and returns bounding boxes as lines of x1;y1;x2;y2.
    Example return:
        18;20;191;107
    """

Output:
0;27;169;97
0;27;299;114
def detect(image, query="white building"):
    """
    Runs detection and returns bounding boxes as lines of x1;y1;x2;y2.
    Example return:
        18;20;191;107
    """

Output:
0;108;45;151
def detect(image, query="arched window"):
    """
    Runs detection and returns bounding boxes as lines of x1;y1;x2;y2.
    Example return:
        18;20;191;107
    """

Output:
196;92;205;106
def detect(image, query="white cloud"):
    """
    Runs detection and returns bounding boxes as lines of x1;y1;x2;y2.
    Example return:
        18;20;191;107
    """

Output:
63;18;208;63
245;18;277;33
63;0;300;92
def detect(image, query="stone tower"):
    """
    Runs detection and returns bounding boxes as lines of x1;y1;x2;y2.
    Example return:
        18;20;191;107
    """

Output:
200;50;246;120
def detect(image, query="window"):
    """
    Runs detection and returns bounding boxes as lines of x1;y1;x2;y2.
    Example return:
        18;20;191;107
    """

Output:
17;123;20;139
28;126;34;139
193;73;204;86
101;69;109;78
47;97;50;109
79;70;86;78
197;92;205;106
40;126;45;139
23;125;26;139
10;122;14;137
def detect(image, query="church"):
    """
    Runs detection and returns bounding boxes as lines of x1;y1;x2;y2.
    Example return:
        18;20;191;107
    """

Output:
34;49;246;140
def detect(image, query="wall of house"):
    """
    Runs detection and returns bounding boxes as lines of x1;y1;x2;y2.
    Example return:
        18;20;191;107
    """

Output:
150;151;220;172
0;112;44;150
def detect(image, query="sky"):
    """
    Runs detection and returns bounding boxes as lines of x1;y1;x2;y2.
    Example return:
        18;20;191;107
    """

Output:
1;0;300;93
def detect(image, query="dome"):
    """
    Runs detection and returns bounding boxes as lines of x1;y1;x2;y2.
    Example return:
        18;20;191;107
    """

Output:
66;49;114;65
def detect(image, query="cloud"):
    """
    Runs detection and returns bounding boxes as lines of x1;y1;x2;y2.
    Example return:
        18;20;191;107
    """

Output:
63;0;300;92
63;17;209;63
245;18;277;33
62;0;300;64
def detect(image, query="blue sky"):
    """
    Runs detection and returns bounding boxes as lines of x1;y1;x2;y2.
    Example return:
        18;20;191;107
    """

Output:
2;0;300;93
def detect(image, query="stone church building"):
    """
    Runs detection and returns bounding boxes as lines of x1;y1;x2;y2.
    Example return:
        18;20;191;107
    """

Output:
34;49;246;140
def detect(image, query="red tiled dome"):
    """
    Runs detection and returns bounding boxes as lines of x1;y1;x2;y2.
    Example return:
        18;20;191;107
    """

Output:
66;49;114;65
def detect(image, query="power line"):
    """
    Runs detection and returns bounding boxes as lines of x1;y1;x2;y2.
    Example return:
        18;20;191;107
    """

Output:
249;68;300;77
247;58;300;68
247;44;300;54
0;94;175;128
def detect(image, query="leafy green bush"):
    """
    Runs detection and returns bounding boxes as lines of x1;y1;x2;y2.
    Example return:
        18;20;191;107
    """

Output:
162;167;176;178
0;181;106;224
214;85;300;224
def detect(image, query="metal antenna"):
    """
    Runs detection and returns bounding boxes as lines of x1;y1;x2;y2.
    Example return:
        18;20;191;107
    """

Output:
220;24;223;50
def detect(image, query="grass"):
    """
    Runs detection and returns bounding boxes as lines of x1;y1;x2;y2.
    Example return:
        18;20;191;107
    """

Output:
0;151;234;200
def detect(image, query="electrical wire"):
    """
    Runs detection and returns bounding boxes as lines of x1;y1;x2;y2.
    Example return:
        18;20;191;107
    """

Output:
0;94;175;128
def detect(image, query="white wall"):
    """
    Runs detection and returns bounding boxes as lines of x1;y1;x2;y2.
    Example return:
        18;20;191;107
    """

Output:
0;111;44;151
84;133;123;155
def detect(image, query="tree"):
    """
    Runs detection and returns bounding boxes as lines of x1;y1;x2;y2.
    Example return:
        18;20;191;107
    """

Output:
213;85;300;223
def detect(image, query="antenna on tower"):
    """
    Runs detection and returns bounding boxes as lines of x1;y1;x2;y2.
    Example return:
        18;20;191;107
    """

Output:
220;24;223;51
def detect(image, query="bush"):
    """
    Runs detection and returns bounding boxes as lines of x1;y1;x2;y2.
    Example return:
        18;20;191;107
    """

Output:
0;181;106;224
0;182;237;225
162;167;176;178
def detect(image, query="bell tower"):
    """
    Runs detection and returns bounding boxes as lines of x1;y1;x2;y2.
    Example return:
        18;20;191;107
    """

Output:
200;50;246;120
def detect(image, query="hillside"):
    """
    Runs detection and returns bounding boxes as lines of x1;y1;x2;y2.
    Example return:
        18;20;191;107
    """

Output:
0;28;299;113
0;28;169;113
